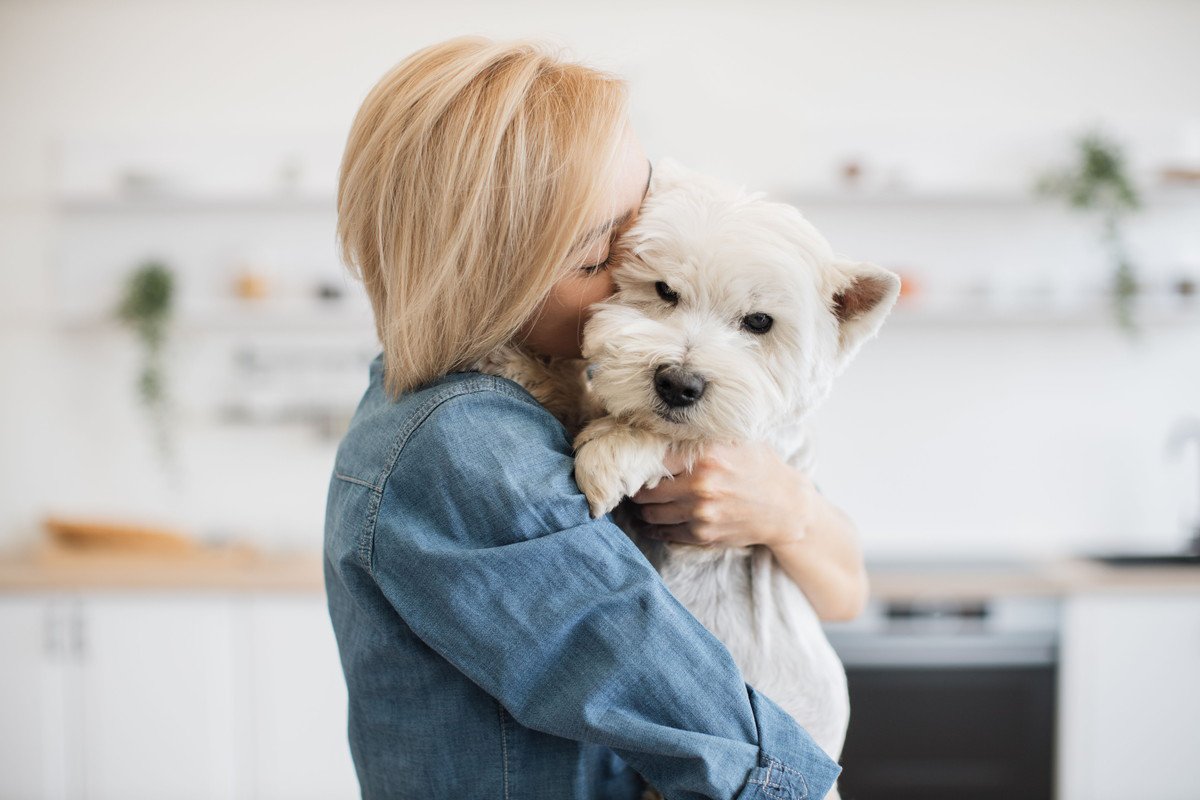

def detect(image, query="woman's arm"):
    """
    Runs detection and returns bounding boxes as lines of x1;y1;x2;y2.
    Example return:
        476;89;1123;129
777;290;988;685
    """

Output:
367;388;841;800
628;440;869;621
764;472;870;622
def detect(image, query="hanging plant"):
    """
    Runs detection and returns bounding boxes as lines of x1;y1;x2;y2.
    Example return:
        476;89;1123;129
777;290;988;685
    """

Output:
116;260;176;467
1036;130;1142;335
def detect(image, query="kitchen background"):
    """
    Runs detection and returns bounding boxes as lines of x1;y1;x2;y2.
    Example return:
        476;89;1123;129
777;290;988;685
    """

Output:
1;1;1198;799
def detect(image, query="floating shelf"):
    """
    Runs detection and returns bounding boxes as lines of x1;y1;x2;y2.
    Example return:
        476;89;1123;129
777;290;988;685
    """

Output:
53;182;1200;215
786;184;1200;208
55;193;336;213
41;298;1198;333
54;300;376;334
887;299;1200;325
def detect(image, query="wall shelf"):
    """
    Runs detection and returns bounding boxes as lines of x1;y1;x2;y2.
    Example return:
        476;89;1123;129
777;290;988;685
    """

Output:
52;183;1200;214
888;299;1200;326
786;183;1200;208
53;300;376;334
45;298;1200;332
55;193;336;214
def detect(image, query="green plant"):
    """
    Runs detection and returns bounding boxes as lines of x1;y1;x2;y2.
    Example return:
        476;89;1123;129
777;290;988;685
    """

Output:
116;260;176;466
1036;130;1142;335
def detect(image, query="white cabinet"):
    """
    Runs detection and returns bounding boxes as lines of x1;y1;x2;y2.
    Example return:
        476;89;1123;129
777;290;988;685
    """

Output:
240;596;358;800
0;592;357;800
0;596;75;800
77;595;239;800
1058;592;1200;800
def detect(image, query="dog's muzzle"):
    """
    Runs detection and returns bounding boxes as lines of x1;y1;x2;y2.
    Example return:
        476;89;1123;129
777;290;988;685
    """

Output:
654;364;707;408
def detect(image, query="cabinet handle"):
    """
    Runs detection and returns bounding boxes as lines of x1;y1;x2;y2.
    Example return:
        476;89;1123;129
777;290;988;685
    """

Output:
70;599;86;660
42;604;62;658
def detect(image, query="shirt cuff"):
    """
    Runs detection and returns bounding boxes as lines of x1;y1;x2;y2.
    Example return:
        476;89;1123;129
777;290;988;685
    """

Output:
734;686;842;800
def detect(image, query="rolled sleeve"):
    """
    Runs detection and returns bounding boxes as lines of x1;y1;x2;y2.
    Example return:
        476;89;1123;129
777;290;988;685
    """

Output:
368;386;841;800
735;687;842;799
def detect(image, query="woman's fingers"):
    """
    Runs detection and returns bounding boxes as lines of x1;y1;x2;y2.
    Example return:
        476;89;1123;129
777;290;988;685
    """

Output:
632;473;685;503
632;449;698;503
642;522;713;547
633;499;690;526
629;507;713;546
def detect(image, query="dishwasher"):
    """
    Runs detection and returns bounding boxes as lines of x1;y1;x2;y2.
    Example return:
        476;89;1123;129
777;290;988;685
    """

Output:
823;588;1060;800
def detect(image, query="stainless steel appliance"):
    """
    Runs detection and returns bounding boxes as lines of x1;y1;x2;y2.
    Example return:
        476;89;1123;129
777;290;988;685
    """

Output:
824;576;1060;800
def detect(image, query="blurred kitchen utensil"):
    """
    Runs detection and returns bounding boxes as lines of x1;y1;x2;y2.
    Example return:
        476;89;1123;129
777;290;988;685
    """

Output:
44;515;197;553
40;515;259;565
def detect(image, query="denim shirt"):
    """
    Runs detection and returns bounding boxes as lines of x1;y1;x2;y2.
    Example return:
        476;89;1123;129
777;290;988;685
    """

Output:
324;353;842;800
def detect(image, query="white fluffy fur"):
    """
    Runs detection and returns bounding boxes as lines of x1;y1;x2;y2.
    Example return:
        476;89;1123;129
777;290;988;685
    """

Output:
476;158;900;800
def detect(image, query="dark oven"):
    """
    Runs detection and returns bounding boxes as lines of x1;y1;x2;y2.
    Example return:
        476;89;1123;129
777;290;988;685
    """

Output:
823;591;1060;800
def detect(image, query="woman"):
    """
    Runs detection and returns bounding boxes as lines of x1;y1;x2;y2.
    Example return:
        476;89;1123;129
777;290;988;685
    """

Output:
325;35;865;800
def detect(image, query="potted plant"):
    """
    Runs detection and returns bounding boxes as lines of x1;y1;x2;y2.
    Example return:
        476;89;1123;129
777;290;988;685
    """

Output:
116;259;176;471
1036;130;1141;334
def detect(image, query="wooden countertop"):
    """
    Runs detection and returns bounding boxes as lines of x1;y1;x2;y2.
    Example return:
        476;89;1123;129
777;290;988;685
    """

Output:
1;543;1197;597
863;557;1200;601
0;542;324;592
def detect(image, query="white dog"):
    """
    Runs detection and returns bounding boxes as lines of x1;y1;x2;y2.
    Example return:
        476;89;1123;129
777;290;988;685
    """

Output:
477;159;899;799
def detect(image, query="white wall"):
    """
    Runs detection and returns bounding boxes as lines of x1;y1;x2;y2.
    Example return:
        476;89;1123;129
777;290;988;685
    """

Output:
1;0;1199;559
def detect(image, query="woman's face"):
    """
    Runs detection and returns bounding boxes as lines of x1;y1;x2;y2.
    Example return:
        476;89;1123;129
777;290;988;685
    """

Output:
516;125;652;359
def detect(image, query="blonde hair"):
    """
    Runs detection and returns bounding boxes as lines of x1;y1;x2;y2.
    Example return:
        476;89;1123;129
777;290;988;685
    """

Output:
336;36;630;399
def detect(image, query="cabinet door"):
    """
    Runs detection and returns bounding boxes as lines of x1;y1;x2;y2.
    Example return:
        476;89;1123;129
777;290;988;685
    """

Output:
241;595;358;800
0;595;76;800
1058;592;1200;800
78;594;238;800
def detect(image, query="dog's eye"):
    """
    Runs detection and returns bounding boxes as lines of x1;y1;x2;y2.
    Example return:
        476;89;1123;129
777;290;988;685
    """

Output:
655;281;679;304
741;313;773;334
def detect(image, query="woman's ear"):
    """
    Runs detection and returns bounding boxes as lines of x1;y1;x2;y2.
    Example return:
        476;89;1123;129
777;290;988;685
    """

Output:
826;260;902;367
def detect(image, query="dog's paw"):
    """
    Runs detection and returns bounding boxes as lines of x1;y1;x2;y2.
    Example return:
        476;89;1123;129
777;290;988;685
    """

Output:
573;439;629;518
641;472;666;491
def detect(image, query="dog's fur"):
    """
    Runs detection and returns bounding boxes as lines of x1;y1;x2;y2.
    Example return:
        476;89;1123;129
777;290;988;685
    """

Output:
475;159;899;799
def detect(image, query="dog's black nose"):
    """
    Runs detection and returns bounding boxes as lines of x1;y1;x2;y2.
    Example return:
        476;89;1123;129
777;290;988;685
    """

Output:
654;364;707;408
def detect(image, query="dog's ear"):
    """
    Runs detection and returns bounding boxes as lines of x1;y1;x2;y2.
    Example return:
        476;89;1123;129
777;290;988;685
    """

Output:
826;260;901;367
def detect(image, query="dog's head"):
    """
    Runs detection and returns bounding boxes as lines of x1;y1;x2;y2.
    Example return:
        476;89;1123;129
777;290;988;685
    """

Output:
581;158;900;441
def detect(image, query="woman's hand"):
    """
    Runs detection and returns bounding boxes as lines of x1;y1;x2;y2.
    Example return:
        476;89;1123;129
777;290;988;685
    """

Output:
628;441;806;550
628;441;869;621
